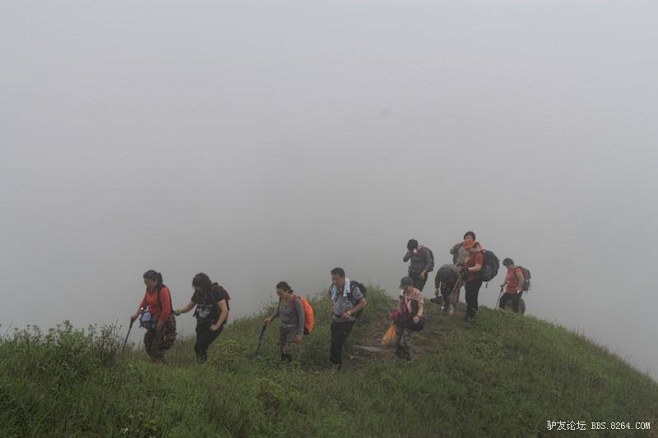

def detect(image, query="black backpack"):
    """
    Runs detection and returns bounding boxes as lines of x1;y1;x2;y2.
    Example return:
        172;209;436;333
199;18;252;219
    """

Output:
348;280;367;317
425;247;435;272
480;250;500;282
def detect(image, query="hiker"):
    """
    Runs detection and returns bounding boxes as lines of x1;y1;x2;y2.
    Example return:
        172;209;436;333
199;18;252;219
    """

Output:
461;231;484;322
174;273;230;363
434;263;462;316
403;239;433;291
264;281;306;362
499;258;525;313
328;267;367;372
393;276;425;360
130;270;177;362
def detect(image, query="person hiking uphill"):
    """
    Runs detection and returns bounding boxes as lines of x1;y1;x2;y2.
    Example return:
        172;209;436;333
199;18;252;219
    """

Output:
264;281;305;362
499;258;525;313
130;270;176;363
174;273;230;364
403;239;433;291
461;232;484;322
328;267;367;372
394;276;425;360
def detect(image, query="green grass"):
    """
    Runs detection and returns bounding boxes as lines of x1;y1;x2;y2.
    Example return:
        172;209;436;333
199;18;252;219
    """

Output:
1;287;657;437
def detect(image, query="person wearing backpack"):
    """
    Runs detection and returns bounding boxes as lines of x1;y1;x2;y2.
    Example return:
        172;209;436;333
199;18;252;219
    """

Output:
263;281;306;362
393;276;425;360
461;232;484;322
499;258;525;313
328;267;367;372
403;239;434;291
174;273;230;364
130;270;176;363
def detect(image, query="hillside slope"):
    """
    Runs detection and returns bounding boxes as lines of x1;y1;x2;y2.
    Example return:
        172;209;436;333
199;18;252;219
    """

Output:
1;287;656;437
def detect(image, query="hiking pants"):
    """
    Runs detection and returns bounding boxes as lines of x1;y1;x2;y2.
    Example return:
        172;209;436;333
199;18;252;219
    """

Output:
195;322;224;364
278;325;298;361
409;271;428;292
464;278;483;319
144;329;165;361
330;320;355;366
499;292;522;313
440;285;452;307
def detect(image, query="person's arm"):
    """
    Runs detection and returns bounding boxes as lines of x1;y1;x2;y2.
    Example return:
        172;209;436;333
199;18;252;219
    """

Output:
342;298;367;319
403;250;413;262
130;293;147;322
265;300;281;325
413;300;424;322
211;300;229;331
175;301;195;316
467;252;483;273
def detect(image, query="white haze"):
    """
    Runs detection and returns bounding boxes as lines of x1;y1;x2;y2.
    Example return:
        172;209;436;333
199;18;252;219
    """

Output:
1;1;657;380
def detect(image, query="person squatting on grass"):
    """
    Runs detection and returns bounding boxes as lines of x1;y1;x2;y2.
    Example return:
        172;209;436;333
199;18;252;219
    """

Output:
130;270;177;363
499;258;525;313
174;273;230;364
328;267;367;372
264;281;305;362
403;239;433;292
394;276;425;360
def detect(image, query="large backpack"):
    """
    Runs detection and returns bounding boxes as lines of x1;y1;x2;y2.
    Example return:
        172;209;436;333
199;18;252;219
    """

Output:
425;247;435;272
480;250;500;282
291;295;315;335
348;280;367;317
518;266;532;291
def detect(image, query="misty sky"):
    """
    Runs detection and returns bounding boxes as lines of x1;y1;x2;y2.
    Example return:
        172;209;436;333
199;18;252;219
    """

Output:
1;1;657;380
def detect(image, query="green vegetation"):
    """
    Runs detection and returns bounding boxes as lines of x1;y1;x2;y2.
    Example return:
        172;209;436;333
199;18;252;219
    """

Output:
1;287;656;437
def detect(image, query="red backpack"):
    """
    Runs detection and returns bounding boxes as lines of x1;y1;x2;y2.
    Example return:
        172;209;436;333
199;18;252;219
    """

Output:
291;295;315;335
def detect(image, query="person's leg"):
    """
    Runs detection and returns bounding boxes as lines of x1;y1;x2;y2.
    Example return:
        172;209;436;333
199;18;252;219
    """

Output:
471;278;483;317
441;285;451;311
195;323;222;363
149;330;166;362
279;326;293;362
330;321;355;368
464;281;476;319
511;294;521;313
395;323;411;360
144;330;155;357
499;293;511;310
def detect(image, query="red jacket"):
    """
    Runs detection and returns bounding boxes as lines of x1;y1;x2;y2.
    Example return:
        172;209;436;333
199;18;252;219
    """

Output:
139;286;172;322
464;251;484;282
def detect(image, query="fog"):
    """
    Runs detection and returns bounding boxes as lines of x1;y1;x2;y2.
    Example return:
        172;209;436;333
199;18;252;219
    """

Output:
1;1;656;380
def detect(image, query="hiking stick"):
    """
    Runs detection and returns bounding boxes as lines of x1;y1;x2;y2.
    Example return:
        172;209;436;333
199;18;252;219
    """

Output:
254;323;268;357
122;319;135;353
496;286;504;309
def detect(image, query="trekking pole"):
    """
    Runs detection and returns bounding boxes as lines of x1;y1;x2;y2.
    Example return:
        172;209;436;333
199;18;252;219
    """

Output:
122;319;135;353
254;323;268;357
496;286;504;309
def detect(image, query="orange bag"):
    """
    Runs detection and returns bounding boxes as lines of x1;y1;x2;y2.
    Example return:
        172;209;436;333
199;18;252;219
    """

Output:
381;323;397;346
292;295;315;335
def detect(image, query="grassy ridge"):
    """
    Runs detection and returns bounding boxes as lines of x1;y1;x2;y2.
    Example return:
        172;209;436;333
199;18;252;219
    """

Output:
1;287;657;437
